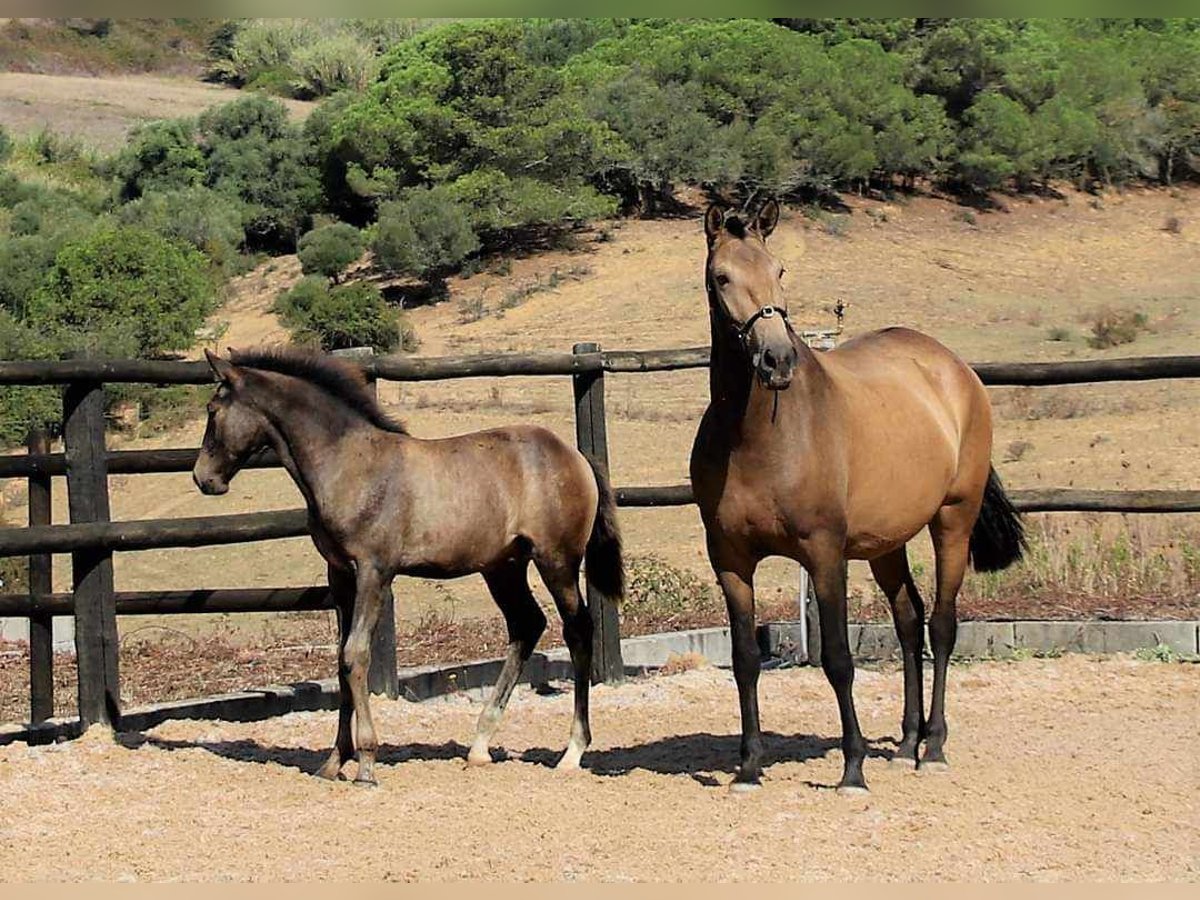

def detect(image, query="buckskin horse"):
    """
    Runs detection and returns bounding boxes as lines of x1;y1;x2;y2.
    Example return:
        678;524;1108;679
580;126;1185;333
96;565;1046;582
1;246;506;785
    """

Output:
193;347;624;784
690;200;1025;794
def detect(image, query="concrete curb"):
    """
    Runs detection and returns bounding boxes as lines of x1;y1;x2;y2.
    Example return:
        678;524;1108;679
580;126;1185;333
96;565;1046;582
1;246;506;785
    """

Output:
2;619;1194;745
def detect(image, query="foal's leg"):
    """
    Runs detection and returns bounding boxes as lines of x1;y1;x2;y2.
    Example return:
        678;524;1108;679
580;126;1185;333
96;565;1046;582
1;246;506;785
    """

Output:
467;562;547;766
924;505;973;771
869;547;926;769
316;563;356;780
344;563;387;785
710;540;763;791
810;549;868;794
535;557;594;772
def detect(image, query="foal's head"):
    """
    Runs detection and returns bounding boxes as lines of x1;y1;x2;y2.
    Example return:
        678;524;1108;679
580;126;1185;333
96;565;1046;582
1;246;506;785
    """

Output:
192;350;270;495
704;199;798;390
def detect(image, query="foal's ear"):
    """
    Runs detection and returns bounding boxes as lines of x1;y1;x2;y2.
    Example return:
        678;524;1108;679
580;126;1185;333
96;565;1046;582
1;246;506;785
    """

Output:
755;198;780;238
205;349;242;389
704;204;726;242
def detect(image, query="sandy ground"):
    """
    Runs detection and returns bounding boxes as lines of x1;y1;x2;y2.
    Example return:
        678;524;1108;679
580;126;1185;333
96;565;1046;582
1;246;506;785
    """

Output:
0;72;312;150
0;655;1195;881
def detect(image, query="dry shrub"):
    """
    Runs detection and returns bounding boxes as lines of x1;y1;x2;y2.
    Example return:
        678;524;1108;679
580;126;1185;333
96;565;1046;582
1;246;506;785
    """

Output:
658;652;709;676
1086;306;1148;349
1004;439;1034;462
992;386;1092;420
1162;216;1183;235
960;514;1200;620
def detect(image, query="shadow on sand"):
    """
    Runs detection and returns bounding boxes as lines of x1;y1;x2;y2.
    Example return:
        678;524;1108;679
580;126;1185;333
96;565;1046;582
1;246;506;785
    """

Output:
120;728;898;789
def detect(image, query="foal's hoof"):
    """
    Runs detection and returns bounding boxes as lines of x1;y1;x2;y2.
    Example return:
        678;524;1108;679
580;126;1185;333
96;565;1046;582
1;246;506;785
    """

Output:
466;747;493;767
888;755;918;770
728;779;761;795
836;783;870;797
352;777;378;788
919;759;951;775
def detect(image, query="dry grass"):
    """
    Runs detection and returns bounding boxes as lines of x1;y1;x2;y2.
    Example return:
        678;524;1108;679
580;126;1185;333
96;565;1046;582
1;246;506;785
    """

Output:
1086;306;1150;349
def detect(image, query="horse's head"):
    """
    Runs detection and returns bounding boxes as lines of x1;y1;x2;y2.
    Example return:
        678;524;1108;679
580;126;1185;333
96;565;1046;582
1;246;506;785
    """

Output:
704;198;798;390
192;350;270;495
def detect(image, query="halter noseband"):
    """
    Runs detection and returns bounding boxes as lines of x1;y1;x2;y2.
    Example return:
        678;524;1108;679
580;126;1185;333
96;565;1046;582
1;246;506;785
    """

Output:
734;304;789;346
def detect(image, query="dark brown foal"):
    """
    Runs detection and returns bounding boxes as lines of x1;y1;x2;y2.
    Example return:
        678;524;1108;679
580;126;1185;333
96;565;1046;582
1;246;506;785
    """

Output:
690;201;1025;793
193;347;624;784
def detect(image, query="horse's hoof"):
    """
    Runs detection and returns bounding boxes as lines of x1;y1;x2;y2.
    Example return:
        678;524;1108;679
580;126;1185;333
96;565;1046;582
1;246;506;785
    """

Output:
728;780;761;795
888;755;918;770
836;784;870;797
919;759;951;775
352;777;378;788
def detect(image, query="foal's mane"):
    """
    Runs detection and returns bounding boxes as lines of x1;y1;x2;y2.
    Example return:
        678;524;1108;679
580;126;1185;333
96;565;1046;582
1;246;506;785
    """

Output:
231;346;408;435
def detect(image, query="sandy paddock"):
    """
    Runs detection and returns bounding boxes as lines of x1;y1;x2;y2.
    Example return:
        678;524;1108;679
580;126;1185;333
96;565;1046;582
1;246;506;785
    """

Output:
0;655;1196;882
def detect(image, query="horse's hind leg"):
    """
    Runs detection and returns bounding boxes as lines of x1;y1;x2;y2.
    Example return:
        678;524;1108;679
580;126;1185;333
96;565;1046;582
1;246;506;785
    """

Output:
924;504;974;771
317;563;356;780
468;561;547;766
869;547;926;768
344;564;387;785
534;557;593;771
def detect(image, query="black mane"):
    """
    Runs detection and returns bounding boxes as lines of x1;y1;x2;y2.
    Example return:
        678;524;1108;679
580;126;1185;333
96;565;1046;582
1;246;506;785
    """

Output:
231;346;408;435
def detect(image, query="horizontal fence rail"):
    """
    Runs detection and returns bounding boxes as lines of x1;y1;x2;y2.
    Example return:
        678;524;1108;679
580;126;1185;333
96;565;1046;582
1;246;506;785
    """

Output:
0;351;1197;386
0;587;332;618
1;488;1197;562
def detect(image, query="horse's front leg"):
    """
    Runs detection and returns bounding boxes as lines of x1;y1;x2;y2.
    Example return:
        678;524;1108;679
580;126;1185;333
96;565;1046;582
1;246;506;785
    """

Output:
344;562;387;786
810;548;869;794
712;546;763;791
317;563;356;780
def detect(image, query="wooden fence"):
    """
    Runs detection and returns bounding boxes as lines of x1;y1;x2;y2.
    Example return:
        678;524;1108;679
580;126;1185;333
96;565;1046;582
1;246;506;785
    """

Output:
1;346;1198;730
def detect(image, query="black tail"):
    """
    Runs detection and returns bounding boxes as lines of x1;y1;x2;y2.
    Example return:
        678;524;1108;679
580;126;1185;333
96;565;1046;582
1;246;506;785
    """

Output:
970;466;1026;572
584;455;625;603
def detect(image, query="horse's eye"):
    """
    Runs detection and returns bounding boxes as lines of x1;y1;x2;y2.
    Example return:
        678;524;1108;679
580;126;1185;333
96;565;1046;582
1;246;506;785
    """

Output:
715;273;730;286
779;268;786;280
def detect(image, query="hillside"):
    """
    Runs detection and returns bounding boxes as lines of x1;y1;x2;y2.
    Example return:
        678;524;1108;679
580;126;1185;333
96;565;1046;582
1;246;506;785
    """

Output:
5;184;1196;636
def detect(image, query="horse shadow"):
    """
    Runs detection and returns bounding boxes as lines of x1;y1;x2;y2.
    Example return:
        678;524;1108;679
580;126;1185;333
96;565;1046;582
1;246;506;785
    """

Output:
121;729;897;789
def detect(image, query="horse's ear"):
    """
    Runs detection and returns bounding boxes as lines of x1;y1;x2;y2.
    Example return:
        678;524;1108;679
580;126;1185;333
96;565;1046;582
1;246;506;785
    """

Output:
205;349;241;388
755;198;780;238
704;205;726;242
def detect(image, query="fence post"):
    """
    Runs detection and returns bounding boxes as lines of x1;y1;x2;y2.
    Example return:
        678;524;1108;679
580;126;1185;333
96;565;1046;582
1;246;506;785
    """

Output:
572;342;624;684
63;382;120;727
27;428;53;723
332;347;398;699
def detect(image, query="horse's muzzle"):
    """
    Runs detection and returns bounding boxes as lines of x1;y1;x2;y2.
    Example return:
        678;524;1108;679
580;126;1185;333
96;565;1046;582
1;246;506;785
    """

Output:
754;345;797;390
192;470;229;495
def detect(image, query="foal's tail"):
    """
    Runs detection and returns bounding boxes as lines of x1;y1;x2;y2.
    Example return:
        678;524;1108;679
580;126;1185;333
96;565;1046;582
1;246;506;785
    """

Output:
970;465;1026;572
584;455;625;603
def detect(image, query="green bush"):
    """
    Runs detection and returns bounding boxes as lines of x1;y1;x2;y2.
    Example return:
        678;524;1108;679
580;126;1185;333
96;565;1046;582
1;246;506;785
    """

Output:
118;186;246;272
297;222;365;281
290;32;380;98
275;277;401;352
113;119;205;201
0;125;12;165
198;94;321;251
0;310;62;447
372;188;479;278
26;225;219;358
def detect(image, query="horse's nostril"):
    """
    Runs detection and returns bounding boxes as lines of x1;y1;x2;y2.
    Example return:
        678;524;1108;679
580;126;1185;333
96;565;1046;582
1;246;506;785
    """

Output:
763;349;777;369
